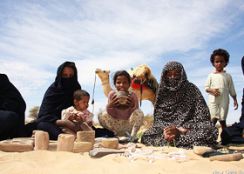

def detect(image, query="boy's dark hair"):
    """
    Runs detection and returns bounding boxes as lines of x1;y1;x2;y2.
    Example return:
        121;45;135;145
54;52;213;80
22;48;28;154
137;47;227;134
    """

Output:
210;48;229;67
73;89;90;100
113;70;131;85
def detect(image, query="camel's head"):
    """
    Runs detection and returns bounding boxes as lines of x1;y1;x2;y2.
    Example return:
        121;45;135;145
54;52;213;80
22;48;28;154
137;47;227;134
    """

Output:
129;64;158;93
95;68;110;81
129;64;152;83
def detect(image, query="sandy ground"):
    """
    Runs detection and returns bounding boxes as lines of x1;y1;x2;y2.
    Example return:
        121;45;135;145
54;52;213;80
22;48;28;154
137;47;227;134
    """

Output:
0;146;243;174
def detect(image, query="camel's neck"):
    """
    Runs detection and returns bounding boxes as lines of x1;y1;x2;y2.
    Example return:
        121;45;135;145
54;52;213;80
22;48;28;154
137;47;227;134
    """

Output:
100;78;112;97
131;87;156;106
101;79;110;85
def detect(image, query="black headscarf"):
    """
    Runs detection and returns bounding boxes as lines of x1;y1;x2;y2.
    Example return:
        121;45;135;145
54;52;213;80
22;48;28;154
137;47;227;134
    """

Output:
0;74;26;125
142;61;217;148
37;61;81;123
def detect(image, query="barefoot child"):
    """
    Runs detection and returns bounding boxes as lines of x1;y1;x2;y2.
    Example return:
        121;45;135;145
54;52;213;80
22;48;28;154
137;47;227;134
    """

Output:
205;48;238;130
56;89;93;135
98;70;144;141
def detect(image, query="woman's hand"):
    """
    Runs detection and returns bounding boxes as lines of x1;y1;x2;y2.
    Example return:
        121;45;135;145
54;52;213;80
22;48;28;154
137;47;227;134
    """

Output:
163;125;180;142
163;131;175;142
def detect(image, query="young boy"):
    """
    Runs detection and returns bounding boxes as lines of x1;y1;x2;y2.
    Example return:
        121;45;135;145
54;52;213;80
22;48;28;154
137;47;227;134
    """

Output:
205;48;238;130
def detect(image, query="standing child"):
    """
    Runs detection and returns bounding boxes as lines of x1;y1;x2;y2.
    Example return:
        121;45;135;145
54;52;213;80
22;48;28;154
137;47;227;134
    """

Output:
205;48;238;129
98;70;144;142
56;89;93;135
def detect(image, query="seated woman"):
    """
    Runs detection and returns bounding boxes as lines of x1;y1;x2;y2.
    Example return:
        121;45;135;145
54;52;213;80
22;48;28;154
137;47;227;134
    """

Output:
0;74;26;140
33;61;114;140
141;61;218;148
98;70;144;141
35;61;82;140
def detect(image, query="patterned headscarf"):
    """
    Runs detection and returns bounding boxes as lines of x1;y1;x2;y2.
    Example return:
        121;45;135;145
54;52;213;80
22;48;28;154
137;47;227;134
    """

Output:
160;61;187;91
153;61;192;127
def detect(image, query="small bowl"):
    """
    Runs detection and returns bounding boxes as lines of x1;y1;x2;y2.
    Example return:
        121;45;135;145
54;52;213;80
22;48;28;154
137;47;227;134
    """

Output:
116;91;129;105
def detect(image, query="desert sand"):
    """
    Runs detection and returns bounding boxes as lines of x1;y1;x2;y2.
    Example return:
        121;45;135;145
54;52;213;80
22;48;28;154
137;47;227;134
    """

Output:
0;145;243;174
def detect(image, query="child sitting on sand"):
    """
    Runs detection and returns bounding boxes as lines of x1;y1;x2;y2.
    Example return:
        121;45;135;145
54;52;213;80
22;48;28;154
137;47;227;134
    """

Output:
98;70;144;142
56;89;93;135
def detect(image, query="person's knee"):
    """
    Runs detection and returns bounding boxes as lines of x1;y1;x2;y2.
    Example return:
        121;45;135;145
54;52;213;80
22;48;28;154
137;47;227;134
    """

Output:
98;111;110;126
37;122;61;140
98;111;107;119
0;111;19;139
0;111;19;129
37;122;55;133
129;109;144;124
56;120;72;127
36;122;48;130
98;111;104;122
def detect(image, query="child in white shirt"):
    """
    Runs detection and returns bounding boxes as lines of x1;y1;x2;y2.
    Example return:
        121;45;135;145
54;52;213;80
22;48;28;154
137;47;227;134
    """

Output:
205;48;238;129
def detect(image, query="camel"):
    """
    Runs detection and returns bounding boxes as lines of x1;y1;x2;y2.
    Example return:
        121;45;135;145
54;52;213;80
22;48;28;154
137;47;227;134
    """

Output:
95;69;112;97
95;65;158;105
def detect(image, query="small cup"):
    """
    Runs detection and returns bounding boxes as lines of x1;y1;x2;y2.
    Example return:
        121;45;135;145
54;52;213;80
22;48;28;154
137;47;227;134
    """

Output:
116;91;129;105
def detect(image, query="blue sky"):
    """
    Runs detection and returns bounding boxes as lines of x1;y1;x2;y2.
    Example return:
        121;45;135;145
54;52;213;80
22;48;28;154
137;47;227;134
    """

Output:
0;0;244;124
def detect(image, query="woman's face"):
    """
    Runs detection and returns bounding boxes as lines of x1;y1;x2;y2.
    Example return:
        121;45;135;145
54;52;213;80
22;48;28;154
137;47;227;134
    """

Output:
165;69;181;89
115;75;130;92
165;69;181;79
62;67;74;78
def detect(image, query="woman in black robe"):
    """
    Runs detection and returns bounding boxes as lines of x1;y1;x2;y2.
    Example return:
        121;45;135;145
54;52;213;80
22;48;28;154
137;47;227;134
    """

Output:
36;61;81;140
34;61;114;140
0;74;26;140
141;61;218;148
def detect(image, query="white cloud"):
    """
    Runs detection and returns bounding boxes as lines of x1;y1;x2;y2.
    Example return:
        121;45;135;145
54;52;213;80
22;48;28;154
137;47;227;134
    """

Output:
0;0;233;65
